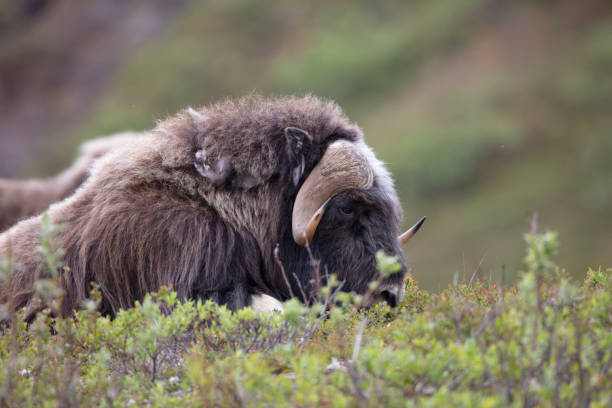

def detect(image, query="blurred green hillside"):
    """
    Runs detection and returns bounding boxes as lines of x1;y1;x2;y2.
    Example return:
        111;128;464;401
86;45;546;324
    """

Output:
2;0;611;290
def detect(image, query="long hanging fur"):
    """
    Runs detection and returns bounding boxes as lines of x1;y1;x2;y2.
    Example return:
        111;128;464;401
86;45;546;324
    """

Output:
0;95;406;321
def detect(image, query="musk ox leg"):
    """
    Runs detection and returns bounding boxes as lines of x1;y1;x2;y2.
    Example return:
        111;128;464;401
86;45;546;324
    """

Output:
249;293;284;313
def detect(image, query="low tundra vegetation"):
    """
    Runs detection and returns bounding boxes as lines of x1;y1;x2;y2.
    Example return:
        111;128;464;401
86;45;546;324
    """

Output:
0;217;610;407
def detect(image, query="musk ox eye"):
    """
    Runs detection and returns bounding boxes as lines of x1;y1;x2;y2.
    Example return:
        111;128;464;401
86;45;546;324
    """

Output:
339;206;354;215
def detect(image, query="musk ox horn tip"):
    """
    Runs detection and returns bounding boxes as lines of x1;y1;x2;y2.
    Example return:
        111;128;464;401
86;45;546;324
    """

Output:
398;216;426;245
413;216;426;232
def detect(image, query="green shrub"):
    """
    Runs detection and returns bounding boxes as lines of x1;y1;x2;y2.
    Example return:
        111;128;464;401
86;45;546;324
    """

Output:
0;219;610;407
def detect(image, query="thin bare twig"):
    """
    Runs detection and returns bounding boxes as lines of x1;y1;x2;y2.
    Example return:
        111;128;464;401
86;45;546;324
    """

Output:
297;281;345;349
274;244;294;299
303;240;321;302
347;317;370;403
352;318;368;363
469;251;488;286
292;272;308;304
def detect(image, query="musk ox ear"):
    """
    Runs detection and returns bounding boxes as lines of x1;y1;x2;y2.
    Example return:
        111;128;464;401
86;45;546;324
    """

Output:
194;149;233;186
284;127;312;186
194;150;263;190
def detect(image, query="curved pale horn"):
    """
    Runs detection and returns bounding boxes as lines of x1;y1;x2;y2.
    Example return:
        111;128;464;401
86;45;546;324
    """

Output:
398;216;427;245
292;140;374;246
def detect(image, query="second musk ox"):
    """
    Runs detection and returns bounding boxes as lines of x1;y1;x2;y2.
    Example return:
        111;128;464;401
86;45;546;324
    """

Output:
0;95;423;321
0;132;146;233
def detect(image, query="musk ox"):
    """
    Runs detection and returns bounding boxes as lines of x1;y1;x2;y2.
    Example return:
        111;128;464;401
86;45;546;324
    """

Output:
0;95;423;322
0;132;146;233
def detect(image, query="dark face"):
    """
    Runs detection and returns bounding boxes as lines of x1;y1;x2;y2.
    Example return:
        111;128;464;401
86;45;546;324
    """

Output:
310;188;407;306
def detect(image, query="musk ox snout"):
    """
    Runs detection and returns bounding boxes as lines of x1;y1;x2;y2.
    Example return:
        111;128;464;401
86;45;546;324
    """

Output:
366;284;403;308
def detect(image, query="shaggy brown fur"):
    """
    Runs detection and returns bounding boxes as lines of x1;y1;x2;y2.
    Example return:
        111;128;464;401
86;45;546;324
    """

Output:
0;95;406;322
0;132;146;233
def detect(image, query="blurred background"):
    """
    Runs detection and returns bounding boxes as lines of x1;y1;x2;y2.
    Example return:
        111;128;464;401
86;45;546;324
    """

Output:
1;0;610;290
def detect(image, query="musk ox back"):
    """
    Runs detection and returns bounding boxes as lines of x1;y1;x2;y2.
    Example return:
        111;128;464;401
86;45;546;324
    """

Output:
0;95;420;321
0;132;146;233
